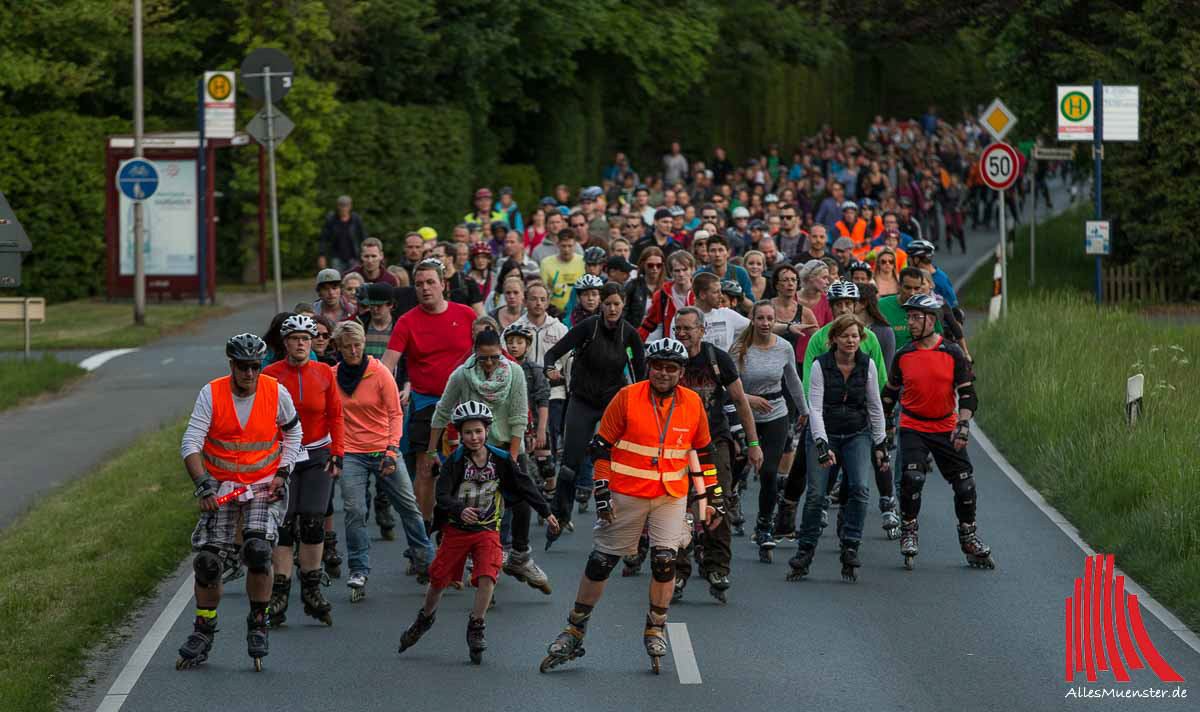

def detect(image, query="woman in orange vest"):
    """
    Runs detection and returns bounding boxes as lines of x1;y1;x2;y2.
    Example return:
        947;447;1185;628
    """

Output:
540;338;723;675
176;333;303;672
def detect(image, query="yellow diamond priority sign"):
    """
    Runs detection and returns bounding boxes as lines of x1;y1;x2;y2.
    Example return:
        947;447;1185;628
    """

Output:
980;97;1017;142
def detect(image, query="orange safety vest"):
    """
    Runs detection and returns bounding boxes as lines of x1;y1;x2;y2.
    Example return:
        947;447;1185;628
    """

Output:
601;380;710;499
835;218;867;247
201;375;283;484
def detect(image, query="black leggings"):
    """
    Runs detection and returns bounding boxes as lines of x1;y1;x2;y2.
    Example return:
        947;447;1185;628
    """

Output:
755;417;789;526
279;447;333;547
554;398;605;525
495;443;534;552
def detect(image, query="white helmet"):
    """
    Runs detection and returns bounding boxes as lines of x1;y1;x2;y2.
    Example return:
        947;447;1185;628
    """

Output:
732;206;750;219
644;337;688;365
826;280;861;302
280;314;317;338
573;273;605;291
451;400;494;428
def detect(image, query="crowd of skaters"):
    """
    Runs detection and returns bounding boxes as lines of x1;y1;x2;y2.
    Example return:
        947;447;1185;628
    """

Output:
178;113;998;672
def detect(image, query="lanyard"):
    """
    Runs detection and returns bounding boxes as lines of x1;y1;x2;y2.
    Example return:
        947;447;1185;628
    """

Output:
647;388;677;466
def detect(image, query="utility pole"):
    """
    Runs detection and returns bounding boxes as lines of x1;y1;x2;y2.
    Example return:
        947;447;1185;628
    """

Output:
132;0;146;325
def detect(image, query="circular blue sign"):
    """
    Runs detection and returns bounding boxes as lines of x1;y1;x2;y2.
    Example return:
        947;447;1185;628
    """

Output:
117;159;159;201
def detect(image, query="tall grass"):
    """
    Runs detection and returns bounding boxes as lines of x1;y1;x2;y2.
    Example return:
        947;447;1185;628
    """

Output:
0;356;85;411
973;294;1199;630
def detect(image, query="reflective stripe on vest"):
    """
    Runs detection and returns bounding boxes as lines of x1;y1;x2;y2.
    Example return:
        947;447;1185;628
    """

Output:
614;439;689;460
201;375;282;484
610;460;688;482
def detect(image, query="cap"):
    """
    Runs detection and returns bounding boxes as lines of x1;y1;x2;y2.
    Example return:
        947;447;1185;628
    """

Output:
693;229;711;242
489;220;509;233
316;268;342;287
654;208;673;221
635;184;649;194
605;255;635;272
732;206;750;219
764;193;779;204
749;219;766;230
841;200;858;211
336;195;352;207
540;196;557;206
832;236;856;250
466;221;482;231
358;282;394;306
474;188;493;199
581;186;603;200
417;226;438;241
669;206;685;217
499;186;513;196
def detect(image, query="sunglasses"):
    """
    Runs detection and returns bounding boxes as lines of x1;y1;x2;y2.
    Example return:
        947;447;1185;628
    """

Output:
475;353;503;362
233;361;262;373
649;362;682;374
644;262;664;269
315;332;331;339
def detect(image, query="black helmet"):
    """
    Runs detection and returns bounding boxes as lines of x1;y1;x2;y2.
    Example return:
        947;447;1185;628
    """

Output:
907;239;936;260
848;260;872;277
226;333;268;361
584;246;607;265
502;322;534;343
719;279;743;298
901;293;941;316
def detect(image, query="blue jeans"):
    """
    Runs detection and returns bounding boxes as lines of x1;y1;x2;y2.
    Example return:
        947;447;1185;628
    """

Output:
342;453;434;576
797;429;872;548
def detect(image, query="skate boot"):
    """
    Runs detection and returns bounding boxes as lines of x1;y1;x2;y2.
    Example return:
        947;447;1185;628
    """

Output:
787;546;815;581
300;570;333;625
706;570;730;604
175;616;217;670
246;607;269;672
375;492;396;541
839;540;861;582
900;519;919;570
958;522;996;569
540;608;589;672
727;491;745;536
268;574;291;628
348;572;367;602
575;487;590;513
880;497;900;540
398;608;436;653
643;610;668;674
752;516;775;563
672;575;687;603
221;546;245;583
503;547;552;594
323;531;342;579
774;498;799;540
466;616;488;664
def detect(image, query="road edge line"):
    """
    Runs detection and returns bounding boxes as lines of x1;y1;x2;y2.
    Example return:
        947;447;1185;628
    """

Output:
666;622;702;684
79;348;139;372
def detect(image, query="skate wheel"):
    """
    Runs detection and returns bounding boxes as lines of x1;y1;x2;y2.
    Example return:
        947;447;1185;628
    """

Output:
903;555;914;570
535;582;552;595
651;657;660;674
175;657;187;670
254;657;263;672
539;656;555;673
320;613;333;626
470;651;482;665
320;572;331;587
885;528;899;541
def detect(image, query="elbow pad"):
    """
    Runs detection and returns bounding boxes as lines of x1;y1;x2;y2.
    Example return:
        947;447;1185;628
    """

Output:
957;382;978;413
587;434;614;462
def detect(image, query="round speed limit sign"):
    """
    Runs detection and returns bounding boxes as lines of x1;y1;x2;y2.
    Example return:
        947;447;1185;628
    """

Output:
980;142;1020;191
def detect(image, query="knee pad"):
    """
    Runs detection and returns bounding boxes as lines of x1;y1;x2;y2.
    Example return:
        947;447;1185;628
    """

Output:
584;550;621;582
951;471;976;506
650;547;677;583
901;463;927;501
276;515;297;548
241;533;273;573
298;513;325;545
193;549;222;588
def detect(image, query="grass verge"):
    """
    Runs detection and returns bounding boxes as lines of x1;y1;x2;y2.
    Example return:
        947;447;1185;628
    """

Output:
972;294;1199;631
0;418;192;712
960;202;1095;310
0;356;86;412
0;299;230;351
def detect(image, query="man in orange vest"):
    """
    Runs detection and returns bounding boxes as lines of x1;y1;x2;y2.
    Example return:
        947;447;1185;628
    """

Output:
834;200;867;247
175;333;303;672
539;338;723;675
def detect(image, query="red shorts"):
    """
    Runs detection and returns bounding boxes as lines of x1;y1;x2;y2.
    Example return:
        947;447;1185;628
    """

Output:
429;526;503;589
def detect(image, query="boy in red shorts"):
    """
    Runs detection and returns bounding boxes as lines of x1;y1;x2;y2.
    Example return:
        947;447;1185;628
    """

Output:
397;400;558;664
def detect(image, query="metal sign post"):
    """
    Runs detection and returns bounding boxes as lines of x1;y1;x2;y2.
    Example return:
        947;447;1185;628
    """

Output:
196;78;207;306
1093;79;1104;308
979;142;1020;317
264;70;283;313
132;0;145;325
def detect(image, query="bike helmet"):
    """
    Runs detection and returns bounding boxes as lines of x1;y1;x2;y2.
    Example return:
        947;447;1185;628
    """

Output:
644;337;688;365
573;273;605;291
226;333;268;361
451;400;494;428
901;293;941;316
826;280;861;303
847;260;873;277
584;246;607;265
907;239;936;259
470;242;493;258
858;197;877;211
719;279;743;298
502;322;534;343
840;200;858;212
279;314;318;338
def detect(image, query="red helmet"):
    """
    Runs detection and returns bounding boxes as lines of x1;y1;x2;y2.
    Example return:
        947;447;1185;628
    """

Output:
474;187;493;199
470;242;493;258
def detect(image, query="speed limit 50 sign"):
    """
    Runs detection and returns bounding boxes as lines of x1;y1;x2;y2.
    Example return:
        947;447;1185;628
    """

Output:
980;142;1020;191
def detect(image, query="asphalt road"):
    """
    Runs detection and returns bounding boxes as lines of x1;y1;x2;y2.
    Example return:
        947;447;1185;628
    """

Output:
52;178;1200;710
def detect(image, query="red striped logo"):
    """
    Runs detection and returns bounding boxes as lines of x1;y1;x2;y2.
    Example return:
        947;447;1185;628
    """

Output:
1065;554;1184;683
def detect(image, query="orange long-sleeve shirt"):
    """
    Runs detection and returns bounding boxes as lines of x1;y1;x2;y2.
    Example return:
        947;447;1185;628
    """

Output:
333;357;403;454
262;359;345;455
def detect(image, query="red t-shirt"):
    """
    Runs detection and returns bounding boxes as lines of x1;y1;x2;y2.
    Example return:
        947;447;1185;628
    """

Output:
386;301;475;396
889;336;971;433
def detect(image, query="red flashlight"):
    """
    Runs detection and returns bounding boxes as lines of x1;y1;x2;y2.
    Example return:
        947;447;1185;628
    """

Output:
215;487;248;506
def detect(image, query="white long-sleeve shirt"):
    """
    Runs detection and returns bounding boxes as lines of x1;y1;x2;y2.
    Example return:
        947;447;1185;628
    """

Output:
806;362;886;445
180;381;302;481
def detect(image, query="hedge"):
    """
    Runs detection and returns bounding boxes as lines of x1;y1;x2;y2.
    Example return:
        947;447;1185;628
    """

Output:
0;112;127;302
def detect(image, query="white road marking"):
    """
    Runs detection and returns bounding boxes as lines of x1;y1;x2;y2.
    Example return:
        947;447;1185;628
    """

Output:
666;621;702;684
161;357;174;366
79;348;138;372
96;572;195;712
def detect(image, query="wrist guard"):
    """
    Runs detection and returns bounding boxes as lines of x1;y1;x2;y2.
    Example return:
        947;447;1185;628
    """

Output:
593;478;612;515
193;474;219;499
953;420;970;444
814;438;834;466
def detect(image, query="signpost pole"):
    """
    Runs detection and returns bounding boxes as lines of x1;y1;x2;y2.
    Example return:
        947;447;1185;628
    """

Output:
197;78;207;306
1093;79;1104;308
132;0;146;325
264;68;284;314
1030;158;1036;286
999;187;1007;317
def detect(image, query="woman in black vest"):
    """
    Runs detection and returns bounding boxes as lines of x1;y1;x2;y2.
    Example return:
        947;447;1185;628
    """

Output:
787;314;888;583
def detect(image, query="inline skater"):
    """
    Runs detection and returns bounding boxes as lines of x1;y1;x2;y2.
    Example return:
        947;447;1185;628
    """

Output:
670;307;762;603
787;314;888;582
176;333;302;671
514;283;568;509
539;338;721;674
398;401;558;664
542;282;646;547
262;315;343;627
881;295;994;571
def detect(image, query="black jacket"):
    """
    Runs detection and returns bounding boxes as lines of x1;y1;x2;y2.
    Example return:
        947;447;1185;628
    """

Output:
435;445;551;532
543;314;646;409
319;212;366;263
622;276;653;329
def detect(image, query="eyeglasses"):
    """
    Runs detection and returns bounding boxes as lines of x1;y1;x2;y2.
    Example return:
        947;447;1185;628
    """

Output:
878;259;895;265
233;361;262;373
